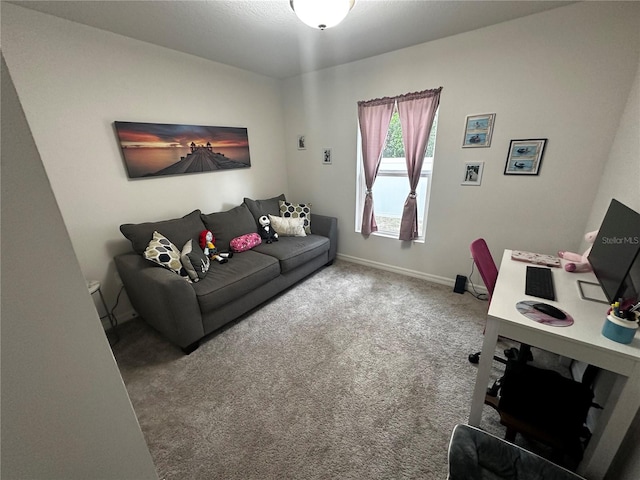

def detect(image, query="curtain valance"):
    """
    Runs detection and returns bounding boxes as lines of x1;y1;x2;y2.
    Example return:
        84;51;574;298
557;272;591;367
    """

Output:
359;87;443;108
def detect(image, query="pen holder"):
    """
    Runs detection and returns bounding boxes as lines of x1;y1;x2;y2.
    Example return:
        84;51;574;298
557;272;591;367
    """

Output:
602;314;638;344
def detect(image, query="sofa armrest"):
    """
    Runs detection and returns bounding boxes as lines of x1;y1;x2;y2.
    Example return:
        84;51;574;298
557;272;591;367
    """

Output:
311;214;338;262
114;253;204;348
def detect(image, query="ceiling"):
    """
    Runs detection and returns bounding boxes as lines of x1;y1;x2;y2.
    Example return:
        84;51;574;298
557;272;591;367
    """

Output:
10;0;575;79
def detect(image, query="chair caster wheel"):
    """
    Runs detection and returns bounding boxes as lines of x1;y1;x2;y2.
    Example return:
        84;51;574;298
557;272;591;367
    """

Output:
468;353;480;364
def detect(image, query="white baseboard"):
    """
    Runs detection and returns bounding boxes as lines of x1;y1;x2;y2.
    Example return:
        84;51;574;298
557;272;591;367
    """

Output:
336;253;488;295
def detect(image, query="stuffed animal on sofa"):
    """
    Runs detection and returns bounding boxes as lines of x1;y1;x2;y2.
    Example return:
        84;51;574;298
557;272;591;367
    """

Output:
258;215;279;243
558;230;598;272
199;230;228;264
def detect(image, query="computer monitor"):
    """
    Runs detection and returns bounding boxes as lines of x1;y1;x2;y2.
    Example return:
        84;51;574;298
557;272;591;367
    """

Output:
587;199;640;305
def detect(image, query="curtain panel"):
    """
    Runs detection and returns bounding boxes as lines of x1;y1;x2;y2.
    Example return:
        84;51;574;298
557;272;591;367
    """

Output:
358;87;442;239
357;97;395;236
397;87;442;240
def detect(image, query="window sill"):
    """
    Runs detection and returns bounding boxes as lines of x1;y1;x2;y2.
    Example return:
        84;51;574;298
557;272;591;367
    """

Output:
365;230;426;244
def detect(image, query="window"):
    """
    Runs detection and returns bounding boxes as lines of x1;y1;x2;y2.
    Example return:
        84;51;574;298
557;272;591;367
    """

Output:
356;108;438;239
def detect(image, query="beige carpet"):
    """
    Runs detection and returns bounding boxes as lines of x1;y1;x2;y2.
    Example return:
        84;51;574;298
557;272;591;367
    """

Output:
112;259;564;479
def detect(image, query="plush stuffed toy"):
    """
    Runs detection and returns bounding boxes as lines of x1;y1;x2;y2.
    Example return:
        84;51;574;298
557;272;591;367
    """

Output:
558;230;598;272
258;215;279;243
199;230;229;264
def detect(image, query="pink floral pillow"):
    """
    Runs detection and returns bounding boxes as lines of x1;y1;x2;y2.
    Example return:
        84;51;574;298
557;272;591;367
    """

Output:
230;233;262;252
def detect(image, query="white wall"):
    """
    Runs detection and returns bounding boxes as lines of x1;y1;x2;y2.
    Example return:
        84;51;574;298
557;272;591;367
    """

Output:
1;3;289;316
282;1;640;285
586;54;640;230
1;54;158;479
5;2;638;306
587;55;640;480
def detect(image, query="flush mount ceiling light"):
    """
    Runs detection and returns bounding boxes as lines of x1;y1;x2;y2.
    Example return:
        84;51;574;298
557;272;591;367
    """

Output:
290;0;356;30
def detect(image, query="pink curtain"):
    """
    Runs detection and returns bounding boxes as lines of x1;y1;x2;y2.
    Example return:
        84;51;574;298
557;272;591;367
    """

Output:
357;97;395;235
397;88;442;241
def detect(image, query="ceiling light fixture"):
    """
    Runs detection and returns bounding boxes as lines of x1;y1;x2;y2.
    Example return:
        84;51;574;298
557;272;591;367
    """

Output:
290;0;356;30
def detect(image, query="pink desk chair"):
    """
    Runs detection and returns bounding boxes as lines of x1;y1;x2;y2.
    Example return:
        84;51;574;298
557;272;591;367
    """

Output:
468;239;531;381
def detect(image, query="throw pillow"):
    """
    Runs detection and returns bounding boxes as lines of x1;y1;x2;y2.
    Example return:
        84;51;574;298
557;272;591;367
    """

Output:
230;233;262;252
268;214;306;237
279;201;311;234
244;194;286;225
143;231;188;278
181;239;210;281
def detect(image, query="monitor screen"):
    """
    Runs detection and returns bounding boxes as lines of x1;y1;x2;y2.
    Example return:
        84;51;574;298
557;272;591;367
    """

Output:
588;199;640;304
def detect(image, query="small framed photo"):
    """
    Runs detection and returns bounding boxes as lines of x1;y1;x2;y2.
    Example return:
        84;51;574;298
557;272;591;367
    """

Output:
504;138;547;175
297;135;306;150
322;148;332;165
462;113;495;148
461;162;484;186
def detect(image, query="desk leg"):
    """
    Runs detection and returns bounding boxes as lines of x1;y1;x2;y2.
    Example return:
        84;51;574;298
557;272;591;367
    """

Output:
578;362;640;480
469;317;499;426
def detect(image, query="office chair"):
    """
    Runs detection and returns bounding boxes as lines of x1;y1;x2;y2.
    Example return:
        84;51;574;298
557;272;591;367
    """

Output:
467;238;532;393
483;362;599;469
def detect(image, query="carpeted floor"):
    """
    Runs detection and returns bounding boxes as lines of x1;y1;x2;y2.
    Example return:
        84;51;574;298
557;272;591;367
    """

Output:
111;259;566;479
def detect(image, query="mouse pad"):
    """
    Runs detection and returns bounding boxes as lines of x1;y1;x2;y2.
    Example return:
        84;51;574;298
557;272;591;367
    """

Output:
516;301;574;327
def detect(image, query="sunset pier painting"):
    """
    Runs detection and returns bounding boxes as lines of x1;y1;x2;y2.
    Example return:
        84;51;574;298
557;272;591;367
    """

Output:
114;121;251;179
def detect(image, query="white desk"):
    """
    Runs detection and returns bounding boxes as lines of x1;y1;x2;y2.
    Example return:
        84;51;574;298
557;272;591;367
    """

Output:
469;250;640;480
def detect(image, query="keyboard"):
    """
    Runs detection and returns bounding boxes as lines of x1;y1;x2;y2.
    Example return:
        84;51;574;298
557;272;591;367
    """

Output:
525;266;556;301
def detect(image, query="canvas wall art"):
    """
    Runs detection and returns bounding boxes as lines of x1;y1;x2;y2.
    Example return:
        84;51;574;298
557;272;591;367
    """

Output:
114;121;251;179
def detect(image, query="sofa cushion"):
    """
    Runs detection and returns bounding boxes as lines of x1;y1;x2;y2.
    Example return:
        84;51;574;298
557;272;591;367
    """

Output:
252;235;329;273
143;231;189;279
279;200;312;234
201;203;257;251
244;194;286;225
192;250;280;312
121;209;205;255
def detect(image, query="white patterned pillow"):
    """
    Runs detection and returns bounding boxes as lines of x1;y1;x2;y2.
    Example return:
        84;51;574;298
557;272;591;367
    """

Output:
268;215;306;237
143;231;188;278
279;201;311;234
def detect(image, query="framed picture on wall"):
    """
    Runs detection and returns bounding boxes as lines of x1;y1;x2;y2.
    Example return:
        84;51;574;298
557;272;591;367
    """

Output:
461;162;484;186
114;121;251;179
504;138;547;175
462;113;495;148
323;148;332;165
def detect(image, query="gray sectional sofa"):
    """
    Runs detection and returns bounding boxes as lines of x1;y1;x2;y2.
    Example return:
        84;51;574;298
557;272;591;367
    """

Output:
114;194;337;353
